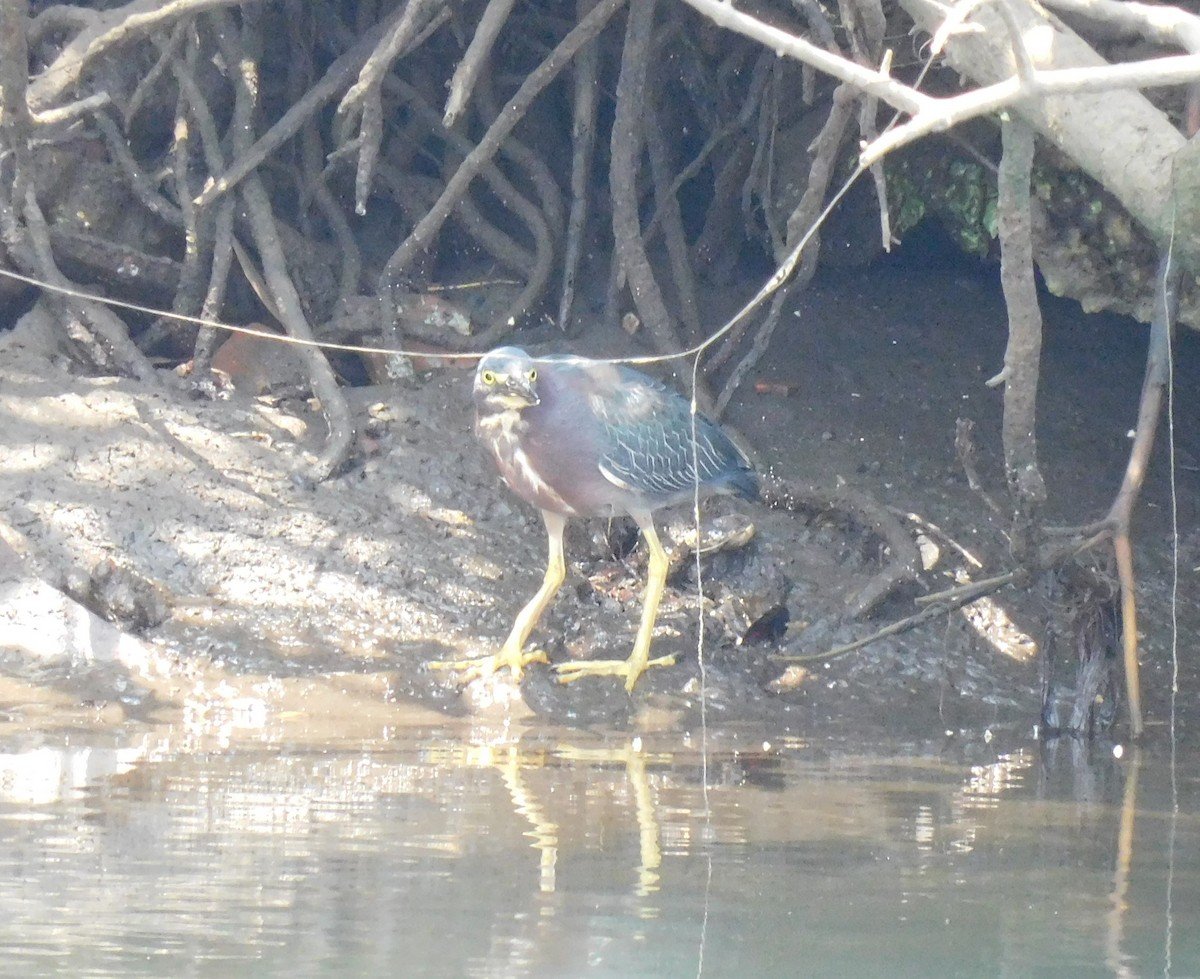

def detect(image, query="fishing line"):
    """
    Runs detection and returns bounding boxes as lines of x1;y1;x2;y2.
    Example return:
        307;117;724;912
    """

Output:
1162;194;1179;979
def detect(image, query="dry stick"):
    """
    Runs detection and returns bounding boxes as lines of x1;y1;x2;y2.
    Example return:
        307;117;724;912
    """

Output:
610;0;683;360
169;33;234;373
379;0;625;294
0;0;155;382
171;31;226;174
839;0;891;252
158;91;204;340
713;84;857;415
859;85;891;252
746;62;783;256
304;120;361;301
335;0;447;214
954;417;1006;517
993;117;1047;569
28;0;267;111
442;0;517;127
127;131;201;351
379;158;533;276
218;10;353;481
25;187;160;381
646;82;702;341
192;198;233;374
387;77;553;337
476;69;566;245
557;0;600;330
777;574;1014;664
31;93;111;128
193;13;393;210
125;18;188;125
1104;252;1178;739
170;48;212;320
92;112;183;226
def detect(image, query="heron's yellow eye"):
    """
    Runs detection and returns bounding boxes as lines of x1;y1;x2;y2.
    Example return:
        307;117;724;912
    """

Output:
528;368;537;382
482;370;497;384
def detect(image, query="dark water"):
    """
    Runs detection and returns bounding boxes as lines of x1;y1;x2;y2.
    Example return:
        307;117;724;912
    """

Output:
0;713;1196;978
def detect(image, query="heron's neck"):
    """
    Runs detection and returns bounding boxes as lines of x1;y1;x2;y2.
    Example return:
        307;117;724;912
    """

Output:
476;406;526;446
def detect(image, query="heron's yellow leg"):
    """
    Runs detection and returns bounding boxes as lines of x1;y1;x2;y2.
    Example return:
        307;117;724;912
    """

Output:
556;516;675;693
431;511;565;681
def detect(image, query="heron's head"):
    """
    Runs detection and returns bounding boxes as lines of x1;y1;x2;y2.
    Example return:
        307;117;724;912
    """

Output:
474;347;541;412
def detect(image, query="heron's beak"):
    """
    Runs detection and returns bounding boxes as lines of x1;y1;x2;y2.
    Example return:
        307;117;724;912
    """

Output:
493;373;539;409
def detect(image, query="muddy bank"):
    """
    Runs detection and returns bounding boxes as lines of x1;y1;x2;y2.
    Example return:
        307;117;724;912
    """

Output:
2;261;1196;742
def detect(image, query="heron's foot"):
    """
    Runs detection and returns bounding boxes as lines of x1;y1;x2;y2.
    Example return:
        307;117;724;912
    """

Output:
429;644;549;683
555;654;676;693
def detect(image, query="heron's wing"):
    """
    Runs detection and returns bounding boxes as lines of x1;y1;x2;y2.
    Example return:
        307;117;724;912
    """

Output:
576;365;743;498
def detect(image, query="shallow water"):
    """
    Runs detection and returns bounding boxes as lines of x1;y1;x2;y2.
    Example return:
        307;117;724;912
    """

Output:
0;706;1195;979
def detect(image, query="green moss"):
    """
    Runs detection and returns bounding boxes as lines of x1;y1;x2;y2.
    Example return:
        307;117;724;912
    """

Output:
886;150;1141;266
886;155;999;257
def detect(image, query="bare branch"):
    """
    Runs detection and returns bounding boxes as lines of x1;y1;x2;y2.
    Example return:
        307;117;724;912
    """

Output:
443;0;517;127
558;0;601;330
335;0;448;214
996;117;1046;550
31;92;111;127
29;0;266;111
194;17;390;210
1042;0;1200;54
861;52;1200;167
610;0;680;357
678;0;927;114
378;0;625;292
216;9;353;481
682;0;1199;246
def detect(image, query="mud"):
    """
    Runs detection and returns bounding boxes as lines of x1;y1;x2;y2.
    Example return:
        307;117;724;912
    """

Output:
2;254;1197;744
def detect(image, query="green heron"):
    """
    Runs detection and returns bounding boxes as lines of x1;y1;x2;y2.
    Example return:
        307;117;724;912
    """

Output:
436;346;757;692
